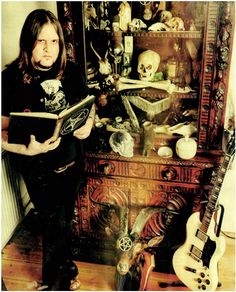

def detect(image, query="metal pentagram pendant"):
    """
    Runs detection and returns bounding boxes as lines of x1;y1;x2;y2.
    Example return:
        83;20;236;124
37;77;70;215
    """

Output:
118;236;133;251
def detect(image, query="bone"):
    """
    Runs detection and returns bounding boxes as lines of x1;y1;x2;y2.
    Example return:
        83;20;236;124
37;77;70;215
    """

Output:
117;77;194;94
116;82;150;91
118;77;175;94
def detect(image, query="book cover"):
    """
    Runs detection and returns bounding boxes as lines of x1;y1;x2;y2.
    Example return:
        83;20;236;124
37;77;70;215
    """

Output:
8;95;95;145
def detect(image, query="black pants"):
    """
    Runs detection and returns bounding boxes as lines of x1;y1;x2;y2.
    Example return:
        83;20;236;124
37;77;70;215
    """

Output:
22;163;81;289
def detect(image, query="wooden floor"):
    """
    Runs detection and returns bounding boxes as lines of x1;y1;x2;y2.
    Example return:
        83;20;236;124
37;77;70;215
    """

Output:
1;212;235;291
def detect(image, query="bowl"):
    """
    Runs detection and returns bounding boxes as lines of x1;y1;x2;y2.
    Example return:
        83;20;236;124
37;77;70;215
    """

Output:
157;146;173;158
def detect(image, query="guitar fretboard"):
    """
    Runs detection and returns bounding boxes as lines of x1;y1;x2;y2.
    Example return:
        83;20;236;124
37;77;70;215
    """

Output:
200;154;231;233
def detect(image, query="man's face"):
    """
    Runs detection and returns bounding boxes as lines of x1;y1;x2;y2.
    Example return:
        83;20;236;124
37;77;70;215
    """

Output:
32;23;60;70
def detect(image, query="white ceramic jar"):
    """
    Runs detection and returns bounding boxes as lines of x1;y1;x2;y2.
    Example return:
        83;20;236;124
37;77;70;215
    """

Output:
176;137;197;159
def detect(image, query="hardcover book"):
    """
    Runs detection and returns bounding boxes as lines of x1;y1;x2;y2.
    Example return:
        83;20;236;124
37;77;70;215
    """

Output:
8;95;95;145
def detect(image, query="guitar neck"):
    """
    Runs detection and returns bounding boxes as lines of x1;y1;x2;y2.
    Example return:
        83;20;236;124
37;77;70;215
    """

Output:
200;153;231;234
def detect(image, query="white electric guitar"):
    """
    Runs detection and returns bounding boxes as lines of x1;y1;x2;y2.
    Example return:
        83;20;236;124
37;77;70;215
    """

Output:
173;133;235;291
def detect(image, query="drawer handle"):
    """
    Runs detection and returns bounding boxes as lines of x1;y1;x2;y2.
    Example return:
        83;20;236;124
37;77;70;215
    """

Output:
161;167;177;181
98;163;115;175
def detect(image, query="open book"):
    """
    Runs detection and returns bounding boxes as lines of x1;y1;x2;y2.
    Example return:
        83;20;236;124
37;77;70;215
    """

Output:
8;95;95;145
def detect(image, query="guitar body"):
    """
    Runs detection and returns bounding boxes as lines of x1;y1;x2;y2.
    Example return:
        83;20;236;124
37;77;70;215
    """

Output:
173;212;225;291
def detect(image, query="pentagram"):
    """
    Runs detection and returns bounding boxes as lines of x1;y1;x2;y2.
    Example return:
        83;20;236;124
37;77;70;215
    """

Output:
60;108;89;135
118;236;133;252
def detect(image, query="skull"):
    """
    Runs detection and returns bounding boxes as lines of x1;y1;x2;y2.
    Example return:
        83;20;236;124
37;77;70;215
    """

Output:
137;50;160;81
165;17;185;31
109;131;134;157
130;18;147;31
159;10;172;23
116;252;130;275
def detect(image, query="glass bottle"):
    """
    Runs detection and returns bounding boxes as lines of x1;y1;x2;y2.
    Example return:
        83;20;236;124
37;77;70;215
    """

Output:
167;56;178;83
167;42;180;83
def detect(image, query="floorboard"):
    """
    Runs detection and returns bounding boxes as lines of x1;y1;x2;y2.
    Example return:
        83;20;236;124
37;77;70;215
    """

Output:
1;212;235;291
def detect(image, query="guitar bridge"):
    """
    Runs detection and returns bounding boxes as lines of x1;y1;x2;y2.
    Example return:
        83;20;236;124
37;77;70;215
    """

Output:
188;252;201;262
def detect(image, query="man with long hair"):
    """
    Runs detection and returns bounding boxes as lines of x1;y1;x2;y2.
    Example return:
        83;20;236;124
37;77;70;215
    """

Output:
2;9;95;290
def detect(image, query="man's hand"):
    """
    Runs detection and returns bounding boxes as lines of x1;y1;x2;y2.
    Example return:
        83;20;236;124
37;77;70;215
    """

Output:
26;135;61;155
73;109;94;140
73;121;93;140
1;115;61;156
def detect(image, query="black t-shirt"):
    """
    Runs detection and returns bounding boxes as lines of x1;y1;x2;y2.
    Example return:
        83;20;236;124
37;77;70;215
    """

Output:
2;60;88;171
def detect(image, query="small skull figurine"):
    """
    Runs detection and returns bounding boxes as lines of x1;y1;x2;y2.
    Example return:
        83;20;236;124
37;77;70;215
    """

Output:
165;17;185;31
158;10;172;23
137;50;160;81
109;131;134;158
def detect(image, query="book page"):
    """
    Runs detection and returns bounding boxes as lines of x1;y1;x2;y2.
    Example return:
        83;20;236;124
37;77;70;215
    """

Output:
58;95;95;118
10;112;58;119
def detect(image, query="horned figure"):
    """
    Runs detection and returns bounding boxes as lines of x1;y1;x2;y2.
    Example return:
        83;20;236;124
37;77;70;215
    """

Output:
89;192;186;291
115;203;186;291
84;2;99;30
90;41;112;75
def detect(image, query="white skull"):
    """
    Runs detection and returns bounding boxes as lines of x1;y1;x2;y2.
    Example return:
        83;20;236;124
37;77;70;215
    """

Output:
130;18;147;31
109;131;134;158
137;50;160;81
159;10;172;23
165;17;185;31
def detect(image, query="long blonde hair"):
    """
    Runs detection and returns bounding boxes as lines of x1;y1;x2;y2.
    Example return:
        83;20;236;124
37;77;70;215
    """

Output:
17;9;67;83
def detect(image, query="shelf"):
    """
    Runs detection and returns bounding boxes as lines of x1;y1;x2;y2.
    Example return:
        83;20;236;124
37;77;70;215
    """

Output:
87;30;203;39
120;88;198;99
85;149;223;168
125;30;202;39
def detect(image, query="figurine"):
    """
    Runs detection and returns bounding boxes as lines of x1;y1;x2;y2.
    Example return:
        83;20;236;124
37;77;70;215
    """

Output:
148;22;170;31
84;2;99;30
118;1;131;31
165;17;185;31
142;121;155;157
129;18;147;31
90;41;112;75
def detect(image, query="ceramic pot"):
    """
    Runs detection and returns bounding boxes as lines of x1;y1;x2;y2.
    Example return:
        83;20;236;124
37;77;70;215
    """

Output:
176;137;197;159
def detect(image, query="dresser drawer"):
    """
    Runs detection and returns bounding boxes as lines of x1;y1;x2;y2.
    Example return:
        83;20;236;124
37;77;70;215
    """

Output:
85;157;213;184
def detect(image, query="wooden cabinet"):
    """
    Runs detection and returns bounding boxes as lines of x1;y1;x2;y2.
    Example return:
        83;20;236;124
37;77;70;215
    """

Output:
73;150;223;269
58;1;234;271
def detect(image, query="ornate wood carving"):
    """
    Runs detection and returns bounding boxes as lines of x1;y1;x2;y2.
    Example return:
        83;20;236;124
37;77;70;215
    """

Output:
198;2;234;149
209;2;234;147
85;151;221;168
75;176;204;238
85;156;216;184
57;2;77;61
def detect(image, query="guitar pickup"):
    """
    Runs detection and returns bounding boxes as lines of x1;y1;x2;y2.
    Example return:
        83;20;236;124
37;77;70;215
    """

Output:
184;266;197;273
190;245;202;262
196;229;208;242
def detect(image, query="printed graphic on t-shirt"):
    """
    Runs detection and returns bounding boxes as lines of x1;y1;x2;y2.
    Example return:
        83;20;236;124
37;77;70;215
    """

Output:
40;79;68;112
